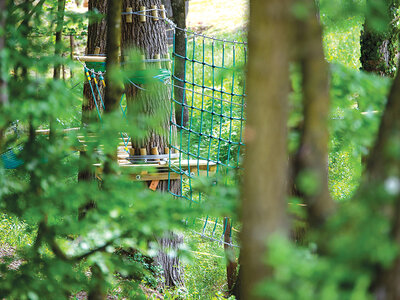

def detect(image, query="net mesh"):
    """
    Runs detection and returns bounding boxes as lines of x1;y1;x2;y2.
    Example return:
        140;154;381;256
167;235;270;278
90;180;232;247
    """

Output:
168;28;246;246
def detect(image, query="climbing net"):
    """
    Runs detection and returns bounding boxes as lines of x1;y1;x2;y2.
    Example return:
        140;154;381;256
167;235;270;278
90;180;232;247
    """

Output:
167;27;246;246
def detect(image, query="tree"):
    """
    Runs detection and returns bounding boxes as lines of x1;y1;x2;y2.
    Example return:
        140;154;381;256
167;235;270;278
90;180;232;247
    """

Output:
242;0;400;299
240;0;291;298
360;0;399;77
78;0;108;186
0;0;8;149
170;0;188;126
121;0;183;287
82;0;108;125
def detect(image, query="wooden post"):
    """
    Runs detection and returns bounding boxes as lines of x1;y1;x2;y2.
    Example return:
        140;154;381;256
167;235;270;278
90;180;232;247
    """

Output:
160;4;166;19
94;46;100;55
151;147;159;161
151;5;158;21
140;148;147;156
154;53;161;69
164;53;171;69
140;54;146;70
224;217;238;293
126;7;133;23
139;6;146;22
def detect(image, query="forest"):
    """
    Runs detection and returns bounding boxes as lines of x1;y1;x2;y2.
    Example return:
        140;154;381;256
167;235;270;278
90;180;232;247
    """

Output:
0;0;399;299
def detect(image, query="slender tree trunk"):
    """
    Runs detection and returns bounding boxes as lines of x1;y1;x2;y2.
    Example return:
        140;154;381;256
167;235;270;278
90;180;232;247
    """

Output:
78;0;108;184
88;3;122;299
0;0;8;150
171;0;188;126
241;0;290;299
121;0;183;287
53;0;66;79
51;0;66;139
224;217;237;293
293;0;335;228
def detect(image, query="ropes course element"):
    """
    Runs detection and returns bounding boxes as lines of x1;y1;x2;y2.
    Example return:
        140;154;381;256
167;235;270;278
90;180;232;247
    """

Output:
0;146;24;169
73;10;247;247
165;24;246;247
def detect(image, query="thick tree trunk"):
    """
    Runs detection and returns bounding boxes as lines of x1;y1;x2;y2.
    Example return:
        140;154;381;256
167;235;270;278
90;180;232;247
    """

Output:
364;53;400;299
241;0;290;299
360;0;398;77
293;0;335;228
121;0;183;287
82;0;108;125
78;0;108;184
87;2;122;298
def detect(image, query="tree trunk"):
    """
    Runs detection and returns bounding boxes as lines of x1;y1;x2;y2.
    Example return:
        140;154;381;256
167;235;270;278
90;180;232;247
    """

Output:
78;0;108;184
0;0;8;150
87;1;122;298
293;0;335;228
224;217;237;293
121;0;183;287
241;0;290;299
363;49;400;299
171;0;188;126
82;0;108;126
53;0;66;80
360;0;398;78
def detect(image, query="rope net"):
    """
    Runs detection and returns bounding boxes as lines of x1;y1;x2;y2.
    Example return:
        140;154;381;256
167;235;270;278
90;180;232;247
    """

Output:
167;27;246;246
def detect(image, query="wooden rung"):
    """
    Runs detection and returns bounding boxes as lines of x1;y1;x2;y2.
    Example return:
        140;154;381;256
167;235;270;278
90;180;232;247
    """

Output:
151;5;158;21
139;6;146;22
154;53;161;69
74;55;106;62
151;147;159;161
160;5;166;19
126;7;133;23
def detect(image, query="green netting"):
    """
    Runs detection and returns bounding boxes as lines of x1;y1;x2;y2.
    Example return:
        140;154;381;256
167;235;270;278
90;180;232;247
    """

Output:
167;28;246;247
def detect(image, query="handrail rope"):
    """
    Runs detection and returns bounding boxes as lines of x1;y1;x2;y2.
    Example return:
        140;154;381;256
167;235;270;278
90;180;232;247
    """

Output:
85;68;102;121
121;9;247;45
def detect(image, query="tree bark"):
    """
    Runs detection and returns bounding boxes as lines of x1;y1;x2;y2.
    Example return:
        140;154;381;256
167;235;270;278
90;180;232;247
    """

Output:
171;0;188;126
360;0;399;77
241;0;290;299
82;0;108;125
293;0;335;228
88;3;122;299
363;51;400;299
121;0;183;287
0;0;8;149
224;217;237;293
104;0;122;113
53;0;66;80
78;0;108;184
